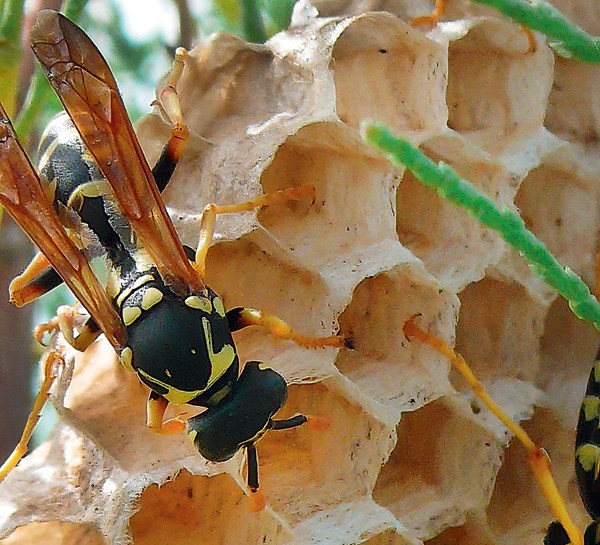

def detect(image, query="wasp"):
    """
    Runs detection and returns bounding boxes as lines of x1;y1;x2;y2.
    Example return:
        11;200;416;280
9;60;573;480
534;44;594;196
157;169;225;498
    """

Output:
0;10;344;511
544;349;600;545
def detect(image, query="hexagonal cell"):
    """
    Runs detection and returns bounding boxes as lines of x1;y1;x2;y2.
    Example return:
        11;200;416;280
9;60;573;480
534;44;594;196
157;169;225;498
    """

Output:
425;518;494;545
514;157;598;282
258;122;398;271
331;13;448;138
128;470;295;545
539;296;599;429
446;17;554;149
546;58;600;144
336;265;459;415
256;381;394;524
206;237;343;341
372;397;502;540
396;132;510;291
454;277;548;386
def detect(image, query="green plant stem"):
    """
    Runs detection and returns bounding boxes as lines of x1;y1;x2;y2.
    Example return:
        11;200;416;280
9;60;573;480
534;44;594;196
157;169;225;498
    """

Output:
241;0;267;43
363;122;600;331
472;0;600;63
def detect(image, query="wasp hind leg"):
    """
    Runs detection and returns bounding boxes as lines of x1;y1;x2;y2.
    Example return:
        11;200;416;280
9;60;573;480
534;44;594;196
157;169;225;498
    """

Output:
227;307;346;349
0;350;62;483
410;0;448;27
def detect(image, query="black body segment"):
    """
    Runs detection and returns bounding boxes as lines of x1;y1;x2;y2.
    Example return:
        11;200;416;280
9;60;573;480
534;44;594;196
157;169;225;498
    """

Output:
115;271;240;407
186;361;289;462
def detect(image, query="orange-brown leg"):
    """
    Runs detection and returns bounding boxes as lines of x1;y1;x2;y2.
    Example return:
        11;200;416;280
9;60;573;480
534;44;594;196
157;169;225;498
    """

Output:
194;185;315;280
411;0;448;27
227;306;345;349
403;314;584;545
0;350;62;483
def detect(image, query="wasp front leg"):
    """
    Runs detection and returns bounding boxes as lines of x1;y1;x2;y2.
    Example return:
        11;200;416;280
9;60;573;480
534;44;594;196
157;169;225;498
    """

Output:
34;304;103;355
146;391;187;435
227;307;346;349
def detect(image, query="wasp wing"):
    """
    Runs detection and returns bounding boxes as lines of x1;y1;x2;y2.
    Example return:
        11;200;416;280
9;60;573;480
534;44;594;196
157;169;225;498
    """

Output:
30;10;201;294
0;104;127;350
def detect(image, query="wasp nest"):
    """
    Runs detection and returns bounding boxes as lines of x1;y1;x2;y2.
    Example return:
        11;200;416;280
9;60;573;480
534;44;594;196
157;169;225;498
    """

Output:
1;1;599;544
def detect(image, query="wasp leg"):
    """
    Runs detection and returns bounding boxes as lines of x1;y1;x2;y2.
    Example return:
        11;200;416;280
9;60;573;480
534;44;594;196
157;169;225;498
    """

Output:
33;304;102;353
226;307;346;349
0;350;62;483
152;48;190;193
9;252;63;307
146;391;187;435
194;185;316;280
411;0;448;27
403;314;584;545
246;444;267;512
245;416;309;512
272;415;308;430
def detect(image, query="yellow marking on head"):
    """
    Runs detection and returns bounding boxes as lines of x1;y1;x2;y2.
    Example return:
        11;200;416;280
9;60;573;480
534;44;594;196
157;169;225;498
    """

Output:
582;396;600;422
213;297;226;317
202;317;236;387
142;287;164;311
165;369;172;378
120;347;134;372
258;363;270;371
123;306;142;326
116;274;156;308
137;368;206;405
185;296;212;313
576;443;600;478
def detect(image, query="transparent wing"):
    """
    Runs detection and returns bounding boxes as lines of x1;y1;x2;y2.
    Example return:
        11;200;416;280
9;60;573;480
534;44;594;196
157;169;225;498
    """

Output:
0;103;127;350
30;10;201;294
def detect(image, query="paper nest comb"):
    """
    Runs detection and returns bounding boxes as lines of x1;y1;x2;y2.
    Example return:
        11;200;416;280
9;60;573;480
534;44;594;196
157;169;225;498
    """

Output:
1;0;599;543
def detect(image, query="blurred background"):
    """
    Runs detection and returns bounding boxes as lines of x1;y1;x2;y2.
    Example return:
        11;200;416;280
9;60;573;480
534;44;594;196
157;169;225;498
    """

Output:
0;0;296;467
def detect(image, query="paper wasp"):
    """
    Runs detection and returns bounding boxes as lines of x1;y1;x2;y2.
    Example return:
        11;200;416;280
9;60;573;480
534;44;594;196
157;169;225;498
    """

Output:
0;9;344;510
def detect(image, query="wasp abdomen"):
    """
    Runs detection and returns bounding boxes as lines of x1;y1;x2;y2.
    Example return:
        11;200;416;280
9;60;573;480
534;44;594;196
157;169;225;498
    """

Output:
38;112;134;269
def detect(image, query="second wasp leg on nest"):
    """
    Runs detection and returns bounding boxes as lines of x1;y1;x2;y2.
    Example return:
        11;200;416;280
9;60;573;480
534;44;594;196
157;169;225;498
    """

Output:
152;47;190;193
402;314;584;545
0;350;63;483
